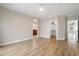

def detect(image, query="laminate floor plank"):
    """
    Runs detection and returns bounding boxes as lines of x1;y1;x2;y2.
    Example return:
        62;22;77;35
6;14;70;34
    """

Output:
0;37;79;56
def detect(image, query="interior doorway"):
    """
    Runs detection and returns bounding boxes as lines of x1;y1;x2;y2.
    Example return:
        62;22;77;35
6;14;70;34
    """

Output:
67;20;78;42
50;19;57;39
33;19;38;37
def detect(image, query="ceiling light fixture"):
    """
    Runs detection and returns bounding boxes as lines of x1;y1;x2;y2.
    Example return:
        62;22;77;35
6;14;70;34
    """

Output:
39;7;44;11
39;3;44;11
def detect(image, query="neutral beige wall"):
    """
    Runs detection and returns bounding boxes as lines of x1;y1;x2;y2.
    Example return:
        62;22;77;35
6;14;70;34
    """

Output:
0;6;38;45
40;18;50;38
56;15;66;40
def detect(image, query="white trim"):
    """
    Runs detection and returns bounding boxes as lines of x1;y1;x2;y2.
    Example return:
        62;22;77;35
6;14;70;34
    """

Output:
39;36;50;39
0;37;33;46
39;37;49;39
56;37;65;40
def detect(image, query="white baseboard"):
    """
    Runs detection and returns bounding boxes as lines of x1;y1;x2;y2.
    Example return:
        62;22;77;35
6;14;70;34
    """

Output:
56;38;66;40
0;36;49;46
0;37;33;46
39;36;50;39
39;35;50;39
40;36;50;39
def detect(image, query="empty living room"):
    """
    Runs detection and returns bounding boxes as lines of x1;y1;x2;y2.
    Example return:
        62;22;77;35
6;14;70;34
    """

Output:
0;3;79;56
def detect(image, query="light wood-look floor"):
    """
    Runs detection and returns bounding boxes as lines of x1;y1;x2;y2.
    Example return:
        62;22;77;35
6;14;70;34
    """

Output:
0;37;79;56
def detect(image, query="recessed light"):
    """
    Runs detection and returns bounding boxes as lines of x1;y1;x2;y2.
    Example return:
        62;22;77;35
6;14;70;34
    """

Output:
39;7;44;11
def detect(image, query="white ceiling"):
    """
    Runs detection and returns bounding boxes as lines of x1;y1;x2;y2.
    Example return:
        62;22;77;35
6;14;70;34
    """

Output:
0;3;79;19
